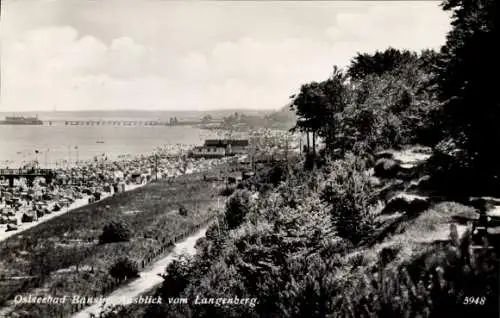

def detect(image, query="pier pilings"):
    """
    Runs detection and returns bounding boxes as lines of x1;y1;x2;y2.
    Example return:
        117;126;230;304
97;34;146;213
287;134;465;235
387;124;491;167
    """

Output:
61;120;185;126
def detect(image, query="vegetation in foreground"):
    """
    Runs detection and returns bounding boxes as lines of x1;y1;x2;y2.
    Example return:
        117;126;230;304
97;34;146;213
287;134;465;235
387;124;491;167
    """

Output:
94;1;500;317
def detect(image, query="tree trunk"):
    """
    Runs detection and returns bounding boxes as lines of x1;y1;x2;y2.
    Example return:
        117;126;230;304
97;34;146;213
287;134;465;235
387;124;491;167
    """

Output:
306;131;310;153
329;121;335;156
312;131;316;157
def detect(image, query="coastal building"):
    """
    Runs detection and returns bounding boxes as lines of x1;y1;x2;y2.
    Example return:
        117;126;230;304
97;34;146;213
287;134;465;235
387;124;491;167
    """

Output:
190;146;227;158
189;139;249;158
204;139;249;155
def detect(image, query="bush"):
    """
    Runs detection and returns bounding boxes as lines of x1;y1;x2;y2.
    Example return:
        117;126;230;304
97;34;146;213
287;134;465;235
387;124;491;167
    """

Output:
269;165;286;186
178;205;188;216
334;235;499;318
219;186;235;197
224;191;250;230
158;255;193;298
320;153;376;244
425;138;483;198
99;220;132;244
109;257;139;281
109;257;139;280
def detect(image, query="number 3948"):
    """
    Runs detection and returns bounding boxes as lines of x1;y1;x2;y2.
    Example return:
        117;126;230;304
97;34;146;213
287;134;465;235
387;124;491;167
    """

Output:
463;296;486;305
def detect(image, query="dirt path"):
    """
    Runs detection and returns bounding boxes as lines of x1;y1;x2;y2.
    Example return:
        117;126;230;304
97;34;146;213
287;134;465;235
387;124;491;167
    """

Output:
71;227;208;318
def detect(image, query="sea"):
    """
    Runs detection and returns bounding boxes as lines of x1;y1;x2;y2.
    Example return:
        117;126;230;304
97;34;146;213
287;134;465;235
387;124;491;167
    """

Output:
0;117;209;169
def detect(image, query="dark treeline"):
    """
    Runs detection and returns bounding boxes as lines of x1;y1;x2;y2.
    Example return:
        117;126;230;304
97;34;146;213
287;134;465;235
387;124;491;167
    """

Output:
104;1;499;317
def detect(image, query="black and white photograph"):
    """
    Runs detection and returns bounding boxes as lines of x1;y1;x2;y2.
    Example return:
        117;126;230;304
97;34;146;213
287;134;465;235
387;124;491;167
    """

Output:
0;0;499;317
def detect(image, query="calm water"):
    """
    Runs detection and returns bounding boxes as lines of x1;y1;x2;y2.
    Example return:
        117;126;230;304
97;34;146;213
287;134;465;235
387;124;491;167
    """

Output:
0;124;207;168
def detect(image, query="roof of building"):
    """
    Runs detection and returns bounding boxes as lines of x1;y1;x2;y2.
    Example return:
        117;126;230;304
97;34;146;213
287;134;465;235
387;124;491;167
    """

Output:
193;146;226;151
204;139;249;147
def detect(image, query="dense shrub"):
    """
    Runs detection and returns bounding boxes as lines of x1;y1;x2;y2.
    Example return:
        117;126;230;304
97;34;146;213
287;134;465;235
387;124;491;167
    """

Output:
320;153;376;244
269;165;286;186
224;191;251;230
109;257;139;281
158;255;193;298
332;234;499;318
178;205;188;216
99;220;132;244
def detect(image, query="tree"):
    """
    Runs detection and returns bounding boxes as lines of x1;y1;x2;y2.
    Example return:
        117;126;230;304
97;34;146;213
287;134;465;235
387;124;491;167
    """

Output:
290;67;348;158
159;255;193;298
418;49;440;74
318;67;350;155
99;220;131;244
201;115;213;124
290;82;325;156
347;48;418;80
320;154;375;244
435;0;500;181
224;190;250;230
109;257;139;281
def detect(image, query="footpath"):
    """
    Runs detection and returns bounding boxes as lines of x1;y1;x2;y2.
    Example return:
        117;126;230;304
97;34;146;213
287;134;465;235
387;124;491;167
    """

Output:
71;227;208;318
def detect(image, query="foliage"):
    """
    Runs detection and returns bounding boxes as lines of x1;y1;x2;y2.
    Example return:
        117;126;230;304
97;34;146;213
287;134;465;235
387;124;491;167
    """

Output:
109;257;139;281
332;237;499;318
91;304;135;318
178;205;188;216
290;67;349;154
436;0;500;177
347;47;419;80
201;114;213;124
219;186;236;197
341;53;441;152
158;255;193;298
320;153;376;244
268;165;286;186
224;190;251;230
99;220;132;244
290;48;441;159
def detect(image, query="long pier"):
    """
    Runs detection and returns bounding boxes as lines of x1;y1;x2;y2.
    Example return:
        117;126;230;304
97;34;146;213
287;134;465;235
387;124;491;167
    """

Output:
57;120;205;127
0;168;55;187
0;168;54;176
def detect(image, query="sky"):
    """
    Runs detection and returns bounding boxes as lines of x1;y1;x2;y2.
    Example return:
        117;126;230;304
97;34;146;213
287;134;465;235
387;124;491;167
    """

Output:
0;0;452;112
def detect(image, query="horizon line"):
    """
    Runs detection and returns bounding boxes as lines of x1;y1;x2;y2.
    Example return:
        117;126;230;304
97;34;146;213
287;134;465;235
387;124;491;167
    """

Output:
0;108;283;113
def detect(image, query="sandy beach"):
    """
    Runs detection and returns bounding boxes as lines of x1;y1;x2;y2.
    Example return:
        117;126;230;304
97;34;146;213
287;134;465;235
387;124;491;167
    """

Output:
0;142;232;244
0;182;146;243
